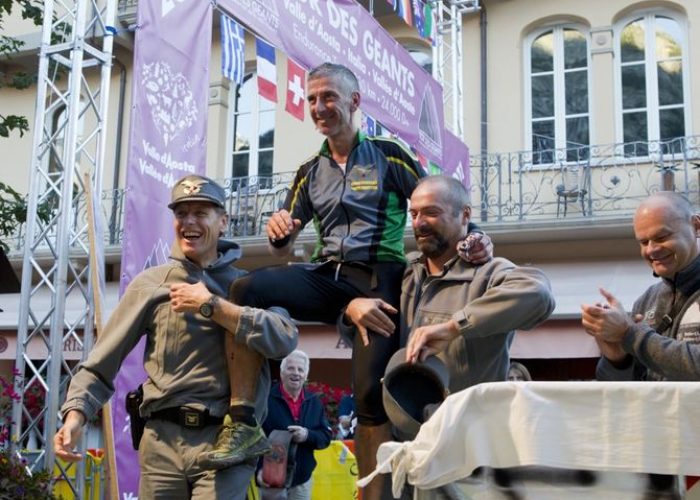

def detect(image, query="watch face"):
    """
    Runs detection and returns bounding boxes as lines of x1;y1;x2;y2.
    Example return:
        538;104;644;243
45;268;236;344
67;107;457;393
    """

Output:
199;302;213;318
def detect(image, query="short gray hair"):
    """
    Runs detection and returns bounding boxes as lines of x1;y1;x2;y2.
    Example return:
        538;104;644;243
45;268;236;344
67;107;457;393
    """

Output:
281;349;310;374
416;175;470;216
637;191;695;221
308;62;359;96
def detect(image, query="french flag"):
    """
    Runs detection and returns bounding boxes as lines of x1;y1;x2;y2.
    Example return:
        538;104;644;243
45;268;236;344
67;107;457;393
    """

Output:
256;38;277;102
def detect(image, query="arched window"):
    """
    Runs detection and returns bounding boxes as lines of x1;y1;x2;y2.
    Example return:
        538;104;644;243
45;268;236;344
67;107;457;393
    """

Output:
615;12;688;155
525;26;590;164
227;72;275;183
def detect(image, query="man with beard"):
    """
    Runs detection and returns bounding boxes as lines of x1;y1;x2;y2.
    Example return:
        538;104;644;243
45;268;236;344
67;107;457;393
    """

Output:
202;63;493;500
344;175;554;397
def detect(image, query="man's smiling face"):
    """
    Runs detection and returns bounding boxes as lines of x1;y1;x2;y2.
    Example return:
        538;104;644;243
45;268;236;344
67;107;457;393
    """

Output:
172;201;227;267
633;200;700;279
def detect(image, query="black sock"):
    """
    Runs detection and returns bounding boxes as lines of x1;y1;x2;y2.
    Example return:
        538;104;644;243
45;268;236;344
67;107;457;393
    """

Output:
229;405;257;426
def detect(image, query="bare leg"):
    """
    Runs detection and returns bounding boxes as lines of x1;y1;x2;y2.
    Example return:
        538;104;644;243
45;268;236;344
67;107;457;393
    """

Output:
197;332;270;470
356;422;393;500
226;334;264;410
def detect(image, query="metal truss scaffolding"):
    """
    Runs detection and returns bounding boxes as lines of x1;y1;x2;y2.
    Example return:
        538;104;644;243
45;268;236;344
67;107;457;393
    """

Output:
12;0;115;496
432;0;480;140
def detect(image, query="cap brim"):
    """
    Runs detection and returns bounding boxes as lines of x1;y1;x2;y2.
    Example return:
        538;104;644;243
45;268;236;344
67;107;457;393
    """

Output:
168;196;225;210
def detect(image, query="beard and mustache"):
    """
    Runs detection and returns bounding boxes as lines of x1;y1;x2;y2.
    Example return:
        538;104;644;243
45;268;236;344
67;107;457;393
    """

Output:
414;229;450;259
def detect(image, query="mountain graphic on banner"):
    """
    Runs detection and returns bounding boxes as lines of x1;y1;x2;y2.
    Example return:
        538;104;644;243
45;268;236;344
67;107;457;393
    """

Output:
452;161;467;186
418;84;442;153
161;0;185;17
142;61;198;146
143;238;171;270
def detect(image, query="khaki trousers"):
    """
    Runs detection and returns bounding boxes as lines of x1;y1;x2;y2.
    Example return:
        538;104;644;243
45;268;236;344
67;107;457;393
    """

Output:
139;419;255;499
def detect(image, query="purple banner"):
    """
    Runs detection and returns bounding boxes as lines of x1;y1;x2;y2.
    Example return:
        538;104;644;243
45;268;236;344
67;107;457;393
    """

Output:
115;0;212;496
217;0;445;164
442;129;471;189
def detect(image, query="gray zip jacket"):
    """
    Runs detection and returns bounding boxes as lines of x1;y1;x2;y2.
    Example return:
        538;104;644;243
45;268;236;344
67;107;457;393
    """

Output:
61;240;298;421
401;253;555;392
597;254;700;381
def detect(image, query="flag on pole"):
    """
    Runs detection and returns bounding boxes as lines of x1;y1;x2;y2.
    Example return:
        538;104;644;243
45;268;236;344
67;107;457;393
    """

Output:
256;38;277;102
423;2;436;44
397;0;414;26
414;0;425;37
220;14;245;85
285;58;306;121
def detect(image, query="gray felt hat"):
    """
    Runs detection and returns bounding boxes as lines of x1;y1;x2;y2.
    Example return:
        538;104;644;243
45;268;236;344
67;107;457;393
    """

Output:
382;348;450;441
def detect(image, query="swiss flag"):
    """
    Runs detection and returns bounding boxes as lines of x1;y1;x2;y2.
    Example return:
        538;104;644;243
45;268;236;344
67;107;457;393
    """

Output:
285;59;306;121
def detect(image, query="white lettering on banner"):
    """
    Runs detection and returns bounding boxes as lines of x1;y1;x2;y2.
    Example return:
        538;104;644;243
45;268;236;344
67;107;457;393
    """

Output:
326;1;358;46
222;0;445;163
122;492;138;500
283;0;307;24
293;24;334;64
315;22;341;53
140;139;195;189
371;69;392;96
362;31;415;98
286;0;322;16
398;93;415;114
248;1;279;30
346;49;366;76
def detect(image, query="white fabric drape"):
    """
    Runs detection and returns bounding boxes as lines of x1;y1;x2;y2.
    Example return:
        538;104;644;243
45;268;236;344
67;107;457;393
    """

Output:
359;381;700;498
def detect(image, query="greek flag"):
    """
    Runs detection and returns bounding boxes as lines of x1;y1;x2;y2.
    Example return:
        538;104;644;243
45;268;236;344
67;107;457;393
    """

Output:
220;14;245;85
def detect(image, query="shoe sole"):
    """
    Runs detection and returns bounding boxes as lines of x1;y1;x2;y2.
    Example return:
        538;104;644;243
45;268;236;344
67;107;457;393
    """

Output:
198;441;272;470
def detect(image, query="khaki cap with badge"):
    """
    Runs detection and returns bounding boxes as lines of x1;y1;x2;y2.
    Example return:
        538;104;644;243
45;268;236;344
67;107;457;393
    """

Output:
169;174;226;210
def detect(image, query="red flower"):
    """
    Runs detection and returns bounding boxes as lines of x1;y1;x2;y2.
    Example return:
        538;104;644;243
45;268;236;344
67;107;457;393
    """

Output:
305;381;351;429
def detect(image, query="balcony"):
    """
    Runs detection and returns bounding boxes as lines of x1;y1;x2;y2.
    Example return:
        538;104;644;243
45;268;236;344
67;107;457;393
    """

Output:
471;135;700;223
5;136;700;260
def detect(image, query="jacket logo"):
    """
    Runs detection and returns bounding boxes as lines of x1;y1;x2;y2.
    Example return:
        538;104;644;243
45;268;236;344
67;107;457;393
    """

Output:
349;164;378;191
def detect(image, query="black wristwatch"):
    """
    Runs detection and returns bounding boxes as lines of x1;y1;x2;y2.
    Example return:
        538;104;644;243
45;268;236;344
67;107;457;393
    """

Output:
199;294;219;318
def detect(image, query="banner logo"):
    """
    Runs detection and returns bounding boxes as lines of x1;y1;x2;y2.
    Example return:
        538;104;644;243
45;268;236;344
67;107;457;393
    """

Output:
142;61;198;146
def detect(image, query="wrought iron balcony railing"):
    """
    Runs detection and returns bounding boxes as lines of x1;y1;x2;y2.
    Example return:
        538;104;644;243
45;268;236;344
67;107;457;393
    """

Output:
471;135;700;222
6;136;700;257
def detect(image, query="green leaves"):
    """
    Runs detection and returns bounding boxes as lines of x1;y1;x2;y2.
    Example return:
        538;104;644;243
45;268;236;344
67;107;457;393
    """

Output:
0;114;29;137
0;182;54;253
0;1;43;138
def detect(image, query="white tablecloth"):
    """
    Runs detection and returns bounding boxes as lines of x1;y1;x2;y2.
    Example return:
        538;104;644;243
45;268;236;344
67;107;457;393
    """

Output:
359;381;700;497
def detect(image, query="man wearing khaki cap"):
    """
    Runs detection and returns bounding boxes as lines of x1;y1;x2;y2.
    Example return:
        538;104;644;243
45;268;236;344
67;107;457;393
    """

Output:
54;174;298;499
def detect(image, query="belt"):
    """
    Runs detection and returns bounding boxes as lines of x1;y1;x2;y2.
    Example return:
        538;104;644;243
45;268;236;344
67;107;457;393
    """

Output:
149;407;224;429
